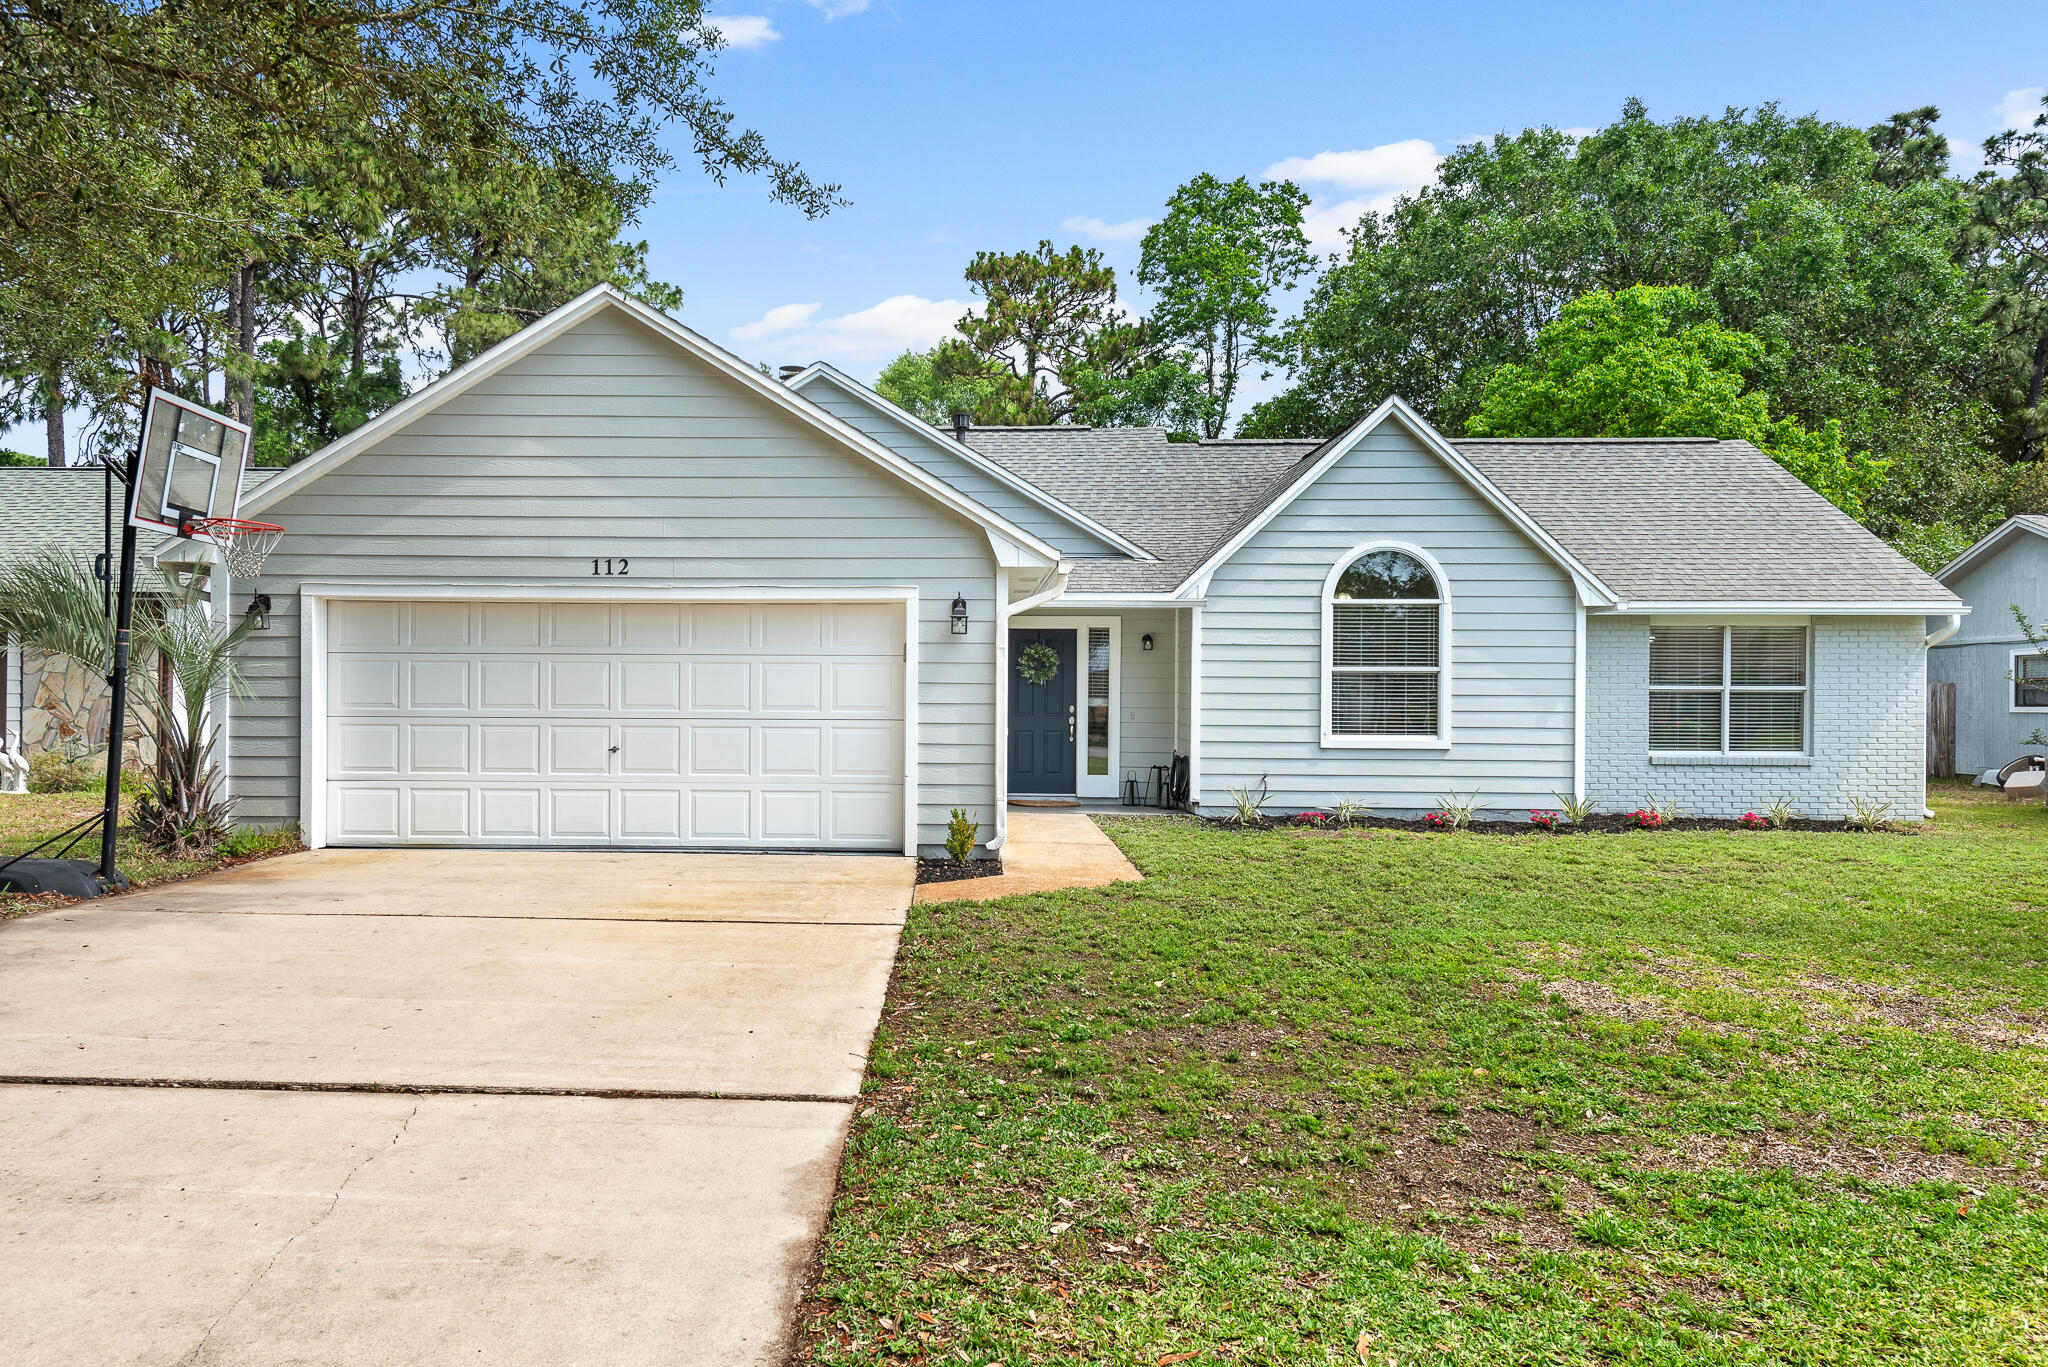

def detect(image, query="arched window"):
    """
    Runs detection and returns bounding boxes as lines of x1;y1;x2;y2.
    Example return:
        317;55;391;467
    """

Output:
1321;545;1448;746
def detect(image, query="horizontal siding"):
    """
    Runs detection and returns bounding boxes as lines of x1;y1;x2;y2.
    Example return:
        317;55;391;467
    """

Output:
1199;423;1577;815
1932;537;2048;775
799;381;1124;558
230;306;999;854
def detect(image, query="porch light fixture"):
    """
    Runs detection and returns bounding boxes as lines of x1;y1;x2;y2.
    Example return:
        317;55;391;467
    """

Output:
245;592;272;631
1141;633;1155;651
949;592;969;635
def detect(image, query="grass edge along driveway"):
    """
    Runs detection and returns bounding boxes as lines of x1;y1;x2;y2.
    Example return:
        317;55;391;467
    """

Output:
799;786;2048;1366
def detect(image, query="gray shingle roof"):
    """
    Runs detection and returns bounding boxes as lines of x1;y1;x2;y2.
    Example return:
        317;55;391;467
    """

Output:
0;465;281;589
969;423;1957;607
963;428;1315;592
1455;438;1957;606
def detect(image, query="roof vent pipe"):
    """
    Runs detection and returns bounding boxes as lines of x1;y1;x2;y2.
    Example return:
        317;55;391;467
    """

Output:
951;408;971;444
777;364;803;382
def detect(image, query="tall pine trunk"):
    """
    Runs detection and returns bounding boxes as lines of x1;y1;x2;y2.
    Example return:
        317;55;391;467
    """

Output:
41;364;63;466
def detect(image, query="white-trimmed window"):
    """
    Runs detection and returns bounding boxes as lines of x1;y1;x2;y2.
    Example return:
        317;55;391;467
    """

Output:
2014;649;2048;712
1322;544;1449;747
1649;625;1808;753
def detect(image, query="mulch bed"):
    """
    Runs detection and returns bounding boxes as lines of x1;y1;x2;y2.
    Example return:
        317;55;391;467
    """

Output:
915;857;1005;885
1216;814;1891;835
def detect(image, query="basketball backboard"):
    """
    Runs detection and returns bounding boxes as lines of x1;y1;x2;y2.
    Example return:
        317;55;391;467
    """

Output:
129;388;252;539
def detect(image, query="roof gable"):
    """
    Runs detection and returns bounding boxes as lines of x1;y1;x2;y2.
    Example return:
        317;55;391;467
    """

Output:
1939;515;2048;584
241;287;1063;565
786;363;1151;560
1177;397;1619;605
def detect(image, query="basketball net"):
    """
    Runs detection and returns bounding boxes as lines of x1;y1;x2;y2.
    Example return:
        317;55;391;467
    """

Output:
189;517;284;578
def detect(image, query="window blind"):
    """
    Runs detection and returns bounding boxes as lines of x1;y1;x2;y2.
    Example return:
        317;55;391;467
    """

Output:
1649;625;1807;754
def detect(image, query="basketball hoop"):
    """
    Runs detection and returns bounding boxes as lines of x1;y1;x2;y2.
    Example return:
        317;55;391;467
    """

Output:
190;517;285;578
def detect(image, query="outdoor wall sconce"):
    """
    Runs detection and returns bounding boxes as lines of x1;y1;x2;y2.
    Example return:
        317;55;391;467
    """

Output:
1141;633;1155;651
950;593;969;635
245;592;272;631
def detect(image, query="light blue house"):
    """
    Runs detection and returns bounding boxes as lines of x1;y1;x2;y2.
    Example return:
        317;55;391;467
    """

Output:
208;287;1962;856
1929;516;2048;776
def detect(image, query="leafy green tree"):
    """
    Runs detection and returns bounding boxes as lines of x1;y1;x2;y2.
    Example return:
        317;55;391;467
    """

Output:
875;342;1015;428
1467;285;1888;516
1245;101;1992;524
1138;174;1313;438
0;448;43;466
1968;92;2048;464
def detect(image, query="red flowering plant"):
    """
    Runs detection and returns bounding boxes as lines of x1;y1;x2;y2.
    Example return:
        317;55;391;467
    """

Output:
1296;810;1330;827
1528;809;1561;831
1738;811;1769;830
1626;807;1667;830
1421;810;1456;830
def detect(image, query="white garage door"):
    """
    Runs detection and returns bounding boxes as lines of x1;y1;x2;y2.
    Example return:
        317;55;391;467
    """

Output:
324;599;905;849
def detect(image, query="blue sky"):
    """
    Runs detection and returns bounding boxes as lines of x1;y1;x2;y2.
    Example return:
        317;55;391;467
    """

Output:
667;0;2042;401
10;1;2044;455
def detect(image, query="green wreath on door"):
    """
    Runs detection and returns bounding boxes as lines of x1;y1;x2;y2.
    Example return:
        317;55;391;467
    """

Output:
1017;642;1061;686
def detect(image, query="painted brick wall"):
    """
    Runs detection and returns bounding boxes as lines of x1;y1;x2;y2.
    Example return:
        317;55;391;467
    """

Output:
1585;615;1927;820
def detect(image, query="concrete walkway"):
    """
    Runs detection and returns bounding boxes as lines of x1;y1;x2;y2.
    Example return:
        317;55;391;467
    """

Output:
0;848;914;1366
914;806;1141;903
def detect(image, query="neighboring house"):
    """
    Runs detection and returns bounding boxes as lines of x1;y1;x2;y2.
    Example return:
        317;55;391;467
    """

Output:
216;286;1960;856
1929;516;2048;775
0;464;279;773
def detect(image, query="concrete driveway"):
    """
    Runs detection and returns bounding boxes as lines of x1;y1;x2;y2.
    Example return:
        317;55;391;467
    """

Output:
0;848;913;1367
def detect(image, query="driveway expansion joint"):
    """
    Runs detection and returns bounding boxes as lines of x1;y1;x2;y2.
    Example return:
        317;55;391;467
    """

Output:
0;1075;861;1105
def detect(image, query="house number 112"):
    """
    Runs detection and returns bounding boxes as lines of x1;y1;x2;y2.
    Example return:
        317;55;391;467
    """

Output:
590;558;630;576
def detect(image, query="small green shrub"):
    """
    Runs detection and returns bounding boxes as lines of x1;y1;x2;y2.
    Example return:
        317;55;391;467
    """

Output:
1329;797;1368;824
27;749;101;793
1433;793;1478;828
1227;784;1267;825
1845;796;1895;831
944;807;978;864
1765;796;1796;828
1552;790;1596;824
217;822;303;860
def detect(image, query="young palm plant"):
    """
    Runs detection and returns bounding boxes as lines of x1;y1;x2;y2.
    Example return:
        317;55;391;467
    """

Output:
0;549;255;856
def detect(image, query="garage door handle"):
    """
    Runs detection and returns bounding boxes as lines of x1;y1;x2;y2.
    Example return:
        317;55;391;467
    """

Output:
608;745;620;753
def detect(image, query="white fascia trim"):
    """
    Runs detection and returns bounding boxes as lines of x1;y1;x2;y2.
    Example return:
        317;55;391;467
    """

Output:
1936;516;2048;583
243;287;1065;567
1052;592;1205;608
1172;395;1619;606
789;363;1157;562
1606;600;1969;615
297;582;922;856
1007;567;1073;617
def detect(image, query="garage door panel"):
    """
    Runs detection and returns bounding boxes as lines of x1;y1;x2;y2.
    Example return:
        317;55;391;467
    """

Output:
408;658;470;709
480;660;541;709
480;789;542;839
548;789;611;840
549;660;612;710
336;659;402;711
334;723;401;776
409;725;470;773
409;788;471;838
690;661;752;711
327;600;904;850
760;661;822;711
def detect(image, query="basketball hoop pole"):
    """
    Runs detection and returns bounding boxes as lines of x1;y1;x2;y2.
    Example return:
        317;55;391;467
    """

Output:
98;439;144;885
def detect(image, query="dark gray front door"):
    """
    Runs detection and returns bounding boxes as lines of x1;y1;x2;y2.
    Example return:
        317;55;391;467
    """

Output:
1008;628;1076;795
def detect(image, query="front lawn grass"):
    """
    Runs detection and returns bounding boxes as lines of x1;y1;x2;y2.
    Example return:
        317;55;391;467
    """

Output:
1;790;302;917
800;785;2048;1365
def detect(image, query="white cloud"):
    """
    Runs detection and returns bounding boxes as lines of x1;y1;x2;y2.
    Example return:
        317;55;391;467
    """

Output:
1264;138;1444;252
805;0;870;15
1996;86;2046;131
1062;215;1154;244
1264;139;1442;193
730;301;819;341
735;295;973;366
707;12;780;48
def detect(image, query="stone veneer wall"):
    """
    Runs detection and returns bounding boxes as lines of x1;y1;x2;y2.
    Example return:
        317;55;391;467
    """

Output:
16;646;157;769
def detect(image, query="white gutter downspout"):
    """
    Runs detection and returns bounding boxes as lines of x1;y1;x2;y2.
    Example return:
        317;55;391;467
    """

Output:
988;560;1071;852
1922;613;1963;818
